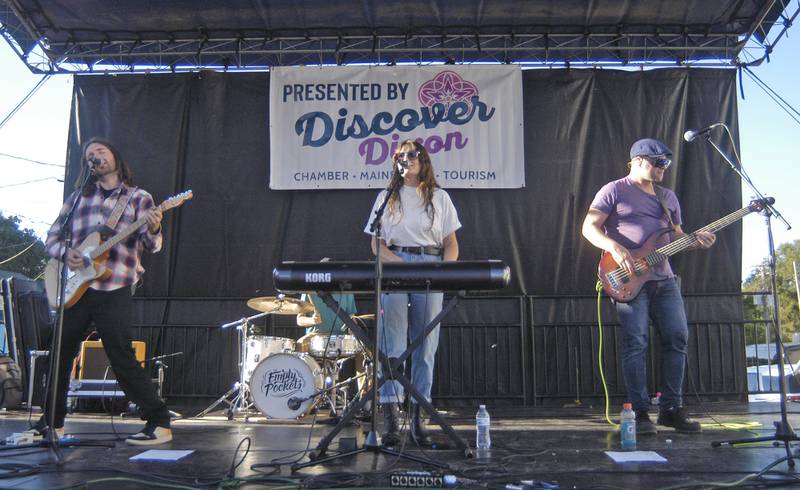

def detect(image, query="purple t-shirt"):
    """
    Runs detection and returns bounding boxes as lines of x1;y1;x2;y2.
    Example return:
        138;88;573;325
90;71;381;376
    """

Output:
589;177;682;279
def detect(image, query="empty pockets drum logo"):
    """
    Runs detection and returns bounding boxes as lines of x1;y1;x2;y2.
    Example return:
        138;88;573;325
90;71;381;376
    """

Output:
260;368;305;397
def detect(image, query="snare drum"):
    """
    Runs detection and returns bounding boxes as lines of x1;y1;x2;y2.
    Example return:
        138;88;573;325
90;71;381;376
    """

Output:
249;352;323;419
297;333;360;359
244;336;294;379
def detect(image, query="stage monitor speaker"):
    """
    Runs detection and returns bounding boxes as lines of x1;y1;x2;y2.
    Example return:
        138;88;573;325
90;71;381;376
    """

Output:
0;278;51;404
78;340;146;380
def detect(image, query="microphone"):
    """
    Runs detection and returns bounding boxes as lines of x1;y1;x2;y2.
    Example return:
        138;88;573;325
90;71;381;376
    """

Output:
683;123;724;142
88;157;102;174
287;396;304;410
396;158;409;176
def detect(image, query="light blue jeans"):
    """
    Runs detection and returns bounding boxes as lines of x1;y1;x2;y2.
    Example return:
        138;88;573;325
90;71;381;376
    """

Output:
615;277;688;412
378;251;443;404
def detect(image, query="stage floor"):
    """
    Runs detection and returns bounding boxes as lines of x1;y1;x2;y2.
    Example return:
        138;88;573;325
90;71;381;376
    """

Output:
2;401;800;489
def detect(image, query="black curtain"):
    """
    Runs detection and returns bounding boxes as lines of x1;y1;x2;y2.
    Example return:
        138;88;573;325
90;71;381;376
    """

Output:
67;68;741;301
66;69;744;404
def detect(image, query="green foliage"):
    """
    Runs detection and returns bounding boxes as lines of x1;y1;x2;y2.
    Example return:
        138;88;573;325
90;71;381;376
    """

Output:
742;239;800;342
0;213;48;279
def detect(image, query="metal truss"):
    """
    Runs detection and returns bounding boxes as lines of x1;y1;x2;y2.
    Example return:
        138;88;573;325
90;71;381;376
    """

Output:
1;2;798;73
736;0;800;67
0;31;753;73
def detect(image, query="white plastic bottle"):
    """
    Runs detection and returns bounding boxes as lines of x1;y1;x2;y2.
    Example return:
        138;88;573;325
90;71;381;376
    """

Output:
476;404;491;458
620;402;636;450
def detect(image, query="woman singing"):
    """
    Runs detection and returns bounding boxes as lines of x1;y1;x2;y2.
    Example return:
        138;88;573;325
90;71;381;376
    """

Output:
363;139;461;446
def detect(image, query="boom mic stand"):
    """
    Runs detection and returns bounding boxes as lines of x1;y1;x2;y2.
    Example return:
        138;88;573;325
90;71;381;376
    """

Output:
703;126;797;466
41;169;99;463
197;311;270;420
121;352;184;418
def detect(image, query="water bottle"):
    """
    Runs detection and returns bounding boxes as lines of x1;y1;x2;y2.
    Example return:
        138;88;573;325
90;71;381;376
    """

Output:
475;404;491;458
620;403;636;450
650;391;661;406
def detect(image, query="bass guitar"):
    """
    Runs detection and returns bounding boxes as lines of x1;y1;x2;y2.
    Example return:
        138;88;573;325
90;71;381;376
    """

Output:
44;190;193;308
598;198;769;303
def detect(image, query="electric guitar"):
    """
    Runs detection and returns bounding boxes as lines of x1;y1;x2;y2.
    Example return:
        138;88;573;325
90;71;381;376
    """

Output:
598;198;770;303
44;190;193;308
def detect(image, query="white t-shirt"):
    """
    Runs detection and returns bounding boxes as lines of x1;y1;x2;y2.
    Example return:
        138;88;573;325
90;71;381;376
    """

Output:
364;185;461;247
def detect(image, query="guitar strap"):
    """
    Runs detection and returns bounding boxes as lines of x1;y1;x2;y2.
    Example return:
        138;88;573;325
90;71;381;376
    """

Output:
653;185;679;238
99;186;136;240
654;186;684;284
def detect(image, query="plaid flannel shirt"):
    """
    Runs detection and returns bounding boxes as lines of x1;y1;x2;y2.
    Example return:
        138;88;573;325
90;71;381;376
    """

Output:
45;183;162;291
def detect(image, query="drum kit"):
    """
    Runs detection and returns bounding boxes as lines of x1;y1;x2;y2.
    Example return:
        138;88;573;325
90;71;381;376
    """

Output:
198;294;370;421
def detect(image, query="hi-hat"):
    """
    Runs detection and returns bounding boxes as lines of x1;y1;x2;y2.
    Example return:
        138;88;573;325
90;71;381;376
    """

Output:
246;296;315;315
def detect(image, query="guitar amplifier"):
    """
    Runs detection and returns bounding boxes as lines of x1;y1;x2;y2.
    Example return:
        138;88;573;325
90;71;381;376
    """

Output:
78;340;146;380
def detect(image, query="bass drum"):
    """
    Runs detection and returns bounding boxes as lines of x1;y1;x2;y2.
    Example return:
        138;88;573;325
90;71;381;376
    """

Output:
249;352;322;419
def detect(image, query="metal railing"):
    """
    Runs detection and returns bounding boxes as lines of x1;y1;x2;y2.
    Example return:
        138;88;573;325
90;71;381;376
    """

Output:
128;291;758;406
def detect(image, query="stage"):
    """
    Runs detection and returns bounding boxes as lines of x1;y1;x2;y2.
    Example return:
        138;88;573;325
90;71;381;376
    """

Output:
2;401;799;489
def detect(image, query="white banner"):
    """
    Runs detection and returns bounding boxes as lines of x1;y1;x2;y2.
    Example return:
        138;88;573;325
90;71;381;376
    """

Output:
269;65;524;189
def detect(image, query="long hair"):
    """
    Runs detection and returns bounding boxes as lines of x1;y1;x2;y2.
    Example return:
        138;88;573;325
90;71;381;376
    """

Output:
75;137;134;196
386;139;439;225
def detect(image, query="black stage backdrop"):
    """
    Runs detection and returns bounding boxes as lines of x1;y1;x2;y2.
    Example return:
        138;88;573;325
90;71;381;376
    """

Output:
64;68;746;406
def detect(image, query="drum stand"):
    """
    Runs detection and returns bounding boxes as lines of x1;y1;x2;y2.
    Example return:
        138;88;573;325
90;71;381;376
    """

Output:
318;357;364;419
318;359;343;417
197;312;269;420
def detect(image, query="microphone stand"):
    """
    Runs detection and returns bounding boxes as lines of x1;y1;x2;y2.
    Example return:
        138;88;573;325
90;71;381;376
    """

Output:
293;168;452;471
44;169;97;463
196;311;271;420
120;351;183;418
704;127;797;466
364;169;405;449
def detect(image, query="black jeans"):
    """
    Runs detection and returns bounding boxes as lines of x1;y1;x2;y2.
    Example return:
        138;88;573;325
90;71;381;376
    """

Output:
47;287;169;427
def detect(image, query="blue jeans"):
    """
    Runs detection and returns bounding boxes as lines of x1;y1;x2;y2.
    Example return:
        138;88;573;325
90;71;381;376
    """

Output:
615;277;688;413
378;251;443;404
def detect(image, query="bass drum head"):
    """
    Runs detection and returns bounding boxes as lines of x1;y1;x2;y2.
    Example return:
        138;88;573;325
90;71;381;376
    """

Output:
249;353;322;419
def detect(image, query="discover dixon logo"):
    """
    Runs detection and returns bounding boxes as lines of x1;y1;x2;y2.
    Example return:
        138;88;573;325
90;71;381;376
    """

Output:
304;272;332;283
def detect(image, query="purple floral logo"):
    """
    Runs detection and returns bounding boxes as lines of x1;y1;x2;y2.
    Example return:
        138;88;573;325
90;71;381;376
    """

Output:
418;70;479;111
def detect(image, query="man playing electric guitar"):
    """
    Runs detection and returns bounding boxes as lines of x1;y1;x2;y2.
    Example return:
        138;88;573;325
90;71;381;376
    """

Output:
581;138;715;436
40;137;173;445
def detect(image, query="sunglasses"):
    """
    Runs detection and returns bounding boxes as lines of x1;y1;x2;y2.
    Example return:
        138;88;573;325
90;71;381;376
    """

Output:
393;150;420;161
644;155;672;169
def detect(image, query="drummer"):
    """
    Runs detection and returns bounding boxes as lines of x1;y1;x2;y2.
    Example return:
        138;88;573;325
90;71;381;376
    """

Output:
295;260;366;408
296;291;357;335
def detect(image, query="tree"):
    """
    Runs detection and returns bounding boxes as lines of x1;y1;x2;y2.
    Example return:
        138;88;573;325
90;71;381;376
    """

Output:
742;239;800;342
0;213;48;279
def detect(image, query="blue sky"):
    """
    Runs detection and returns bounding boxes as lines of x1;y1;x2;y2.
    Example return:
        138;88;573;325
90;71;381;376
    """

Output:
0;36;798;281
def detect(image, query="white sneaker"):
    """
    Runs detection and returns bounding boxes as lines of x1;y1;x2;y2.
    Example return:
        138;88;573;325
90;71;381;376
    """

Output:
126;422;173;446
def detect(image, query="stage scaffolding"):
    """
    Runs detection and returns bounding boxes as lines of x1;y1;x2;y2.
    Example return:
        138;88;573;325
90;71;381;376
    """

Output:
1;0;798;73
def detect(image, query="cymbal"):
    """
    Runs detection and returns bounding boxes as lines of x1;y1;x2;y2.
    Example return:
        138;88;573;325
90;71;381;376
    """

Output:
352;313;375;321
246;296;315;315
